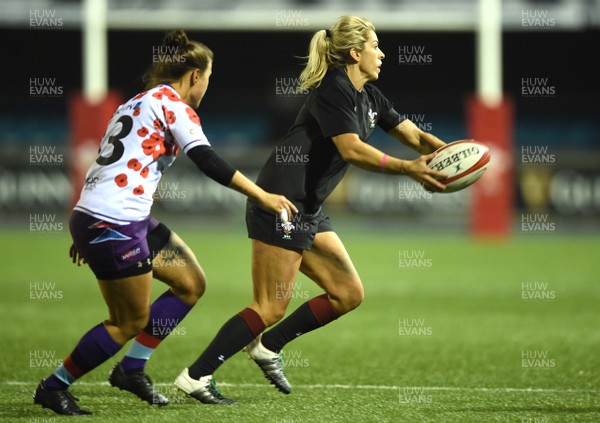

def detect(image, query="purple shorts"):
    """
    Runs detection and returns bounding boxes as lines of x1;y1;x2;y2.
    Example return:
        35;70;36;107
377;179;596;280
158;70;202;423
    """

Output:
69;211;170;280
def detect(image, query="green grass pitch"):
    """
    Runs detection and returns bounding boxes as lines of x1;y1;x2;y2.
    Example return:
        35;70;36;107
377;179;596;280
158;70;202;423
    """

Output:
1;218;598;422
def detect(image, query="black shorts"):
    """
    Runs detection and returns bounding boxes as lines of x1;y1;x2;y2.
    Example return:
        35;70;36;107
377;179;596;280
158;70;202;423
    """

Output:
69;211;172;280
245;200;333;251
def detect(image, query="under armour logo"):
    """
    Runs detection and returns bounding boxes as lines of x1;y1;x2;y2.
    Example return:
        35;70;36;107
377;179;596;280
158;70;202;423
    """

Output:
137;258;151;268
218;355;225;362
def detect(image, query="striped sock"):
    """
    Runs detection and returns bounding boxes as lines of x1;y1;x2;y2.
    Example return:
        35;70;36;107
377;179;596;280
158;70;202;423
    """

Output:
44;323;122;390
120;290;192;372
261;294;339;353
187;307;265;379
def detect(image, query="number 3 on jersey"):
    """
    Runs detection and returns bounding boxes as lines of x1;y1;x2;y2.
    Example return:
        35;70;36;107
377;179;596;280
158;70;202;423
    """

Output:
96;115;133;166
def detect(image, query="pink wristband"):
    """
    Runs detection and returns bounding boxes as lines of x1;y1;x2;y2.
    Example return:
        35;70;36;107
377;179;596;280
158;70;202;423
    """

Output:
380;154;388;172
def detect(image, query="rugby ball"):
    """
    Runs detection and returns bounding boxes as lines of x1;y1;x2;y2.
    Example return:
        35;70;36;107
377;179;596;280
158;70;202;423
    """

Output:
428;140;490;193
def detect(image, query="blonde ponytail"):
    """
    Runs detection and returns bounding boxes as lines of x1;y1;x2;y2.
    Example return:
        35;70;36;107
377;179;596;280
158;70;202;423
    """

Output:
299;16;375;91
299;30;330;92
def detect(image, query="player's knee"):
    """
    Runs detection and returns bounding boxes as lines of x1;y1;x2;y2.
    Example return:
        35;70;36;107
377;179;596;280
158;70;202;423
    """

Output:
259;306;287;327
186;267;207;302
348;283;364;309
117;314;149;339
172;265;206;305
337;281;364;314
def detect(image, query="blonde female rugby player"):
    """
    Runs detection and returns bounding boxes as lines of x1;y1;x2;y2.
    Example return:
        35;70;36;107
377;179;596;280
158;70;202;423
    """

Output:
175;16;447;404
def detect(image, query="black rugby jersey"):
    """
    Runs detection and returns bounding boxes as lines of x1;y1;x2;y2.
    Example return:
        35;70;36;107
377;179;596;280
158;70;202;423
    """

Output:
256;67;403;213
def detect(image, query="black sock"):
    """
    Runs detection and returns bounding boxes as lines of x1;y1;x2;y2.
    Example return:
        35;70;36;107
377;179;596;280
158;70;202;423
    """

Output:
261;300;329;353
188;309;264;379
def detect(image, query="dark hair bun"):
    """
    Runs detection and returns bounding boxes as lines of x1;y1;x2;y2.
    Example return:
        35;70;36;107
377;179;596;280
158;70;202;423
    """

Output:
163;29;188;48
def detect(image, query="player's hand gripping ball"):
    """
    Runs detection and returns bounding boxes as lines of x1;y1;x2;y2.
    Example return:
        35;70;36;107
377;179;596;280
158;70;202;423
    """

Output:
428;140;491;193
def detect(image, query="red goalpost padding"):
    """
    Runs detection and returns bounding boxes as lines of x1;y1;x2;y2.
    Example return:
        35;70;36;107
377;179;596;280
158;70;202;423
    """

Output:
467;95;514;237
69;91;123;208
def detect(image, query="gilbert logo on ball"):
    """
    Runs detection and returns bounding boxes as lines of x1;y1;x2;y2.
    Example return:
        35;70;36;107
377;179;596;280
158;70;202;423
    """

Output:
427;140;491;193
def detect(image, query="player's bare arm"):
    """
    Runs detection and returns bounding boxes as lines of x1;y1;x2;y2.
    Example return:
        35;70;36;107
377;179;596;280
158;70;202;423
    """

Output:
387;119;446;154
228;171;298;217
185;146;297;217
331;132;447;191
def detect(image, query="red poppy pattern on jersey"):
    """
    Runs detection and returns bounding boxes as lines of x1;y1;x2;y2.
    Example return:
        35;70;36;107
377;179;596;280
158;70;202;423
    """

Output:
132;91;148;101
82;83;209;218
142;132;166;161
163;106;176;125
127;158;142;171
159;86;181;102
186;107;200;125
151;86;180;101
115;173;128;187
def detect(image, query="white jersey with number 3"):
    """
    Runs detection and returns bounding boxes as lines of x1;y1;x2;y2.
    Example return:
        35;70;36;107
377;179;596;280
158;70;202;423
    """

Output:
74;84;210;223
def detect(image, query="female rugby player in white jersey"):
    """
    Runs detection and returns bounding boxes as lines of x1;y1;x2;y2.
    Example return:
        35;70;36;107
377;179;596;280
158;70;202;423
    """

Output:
33;30;296;415
175;16;447;403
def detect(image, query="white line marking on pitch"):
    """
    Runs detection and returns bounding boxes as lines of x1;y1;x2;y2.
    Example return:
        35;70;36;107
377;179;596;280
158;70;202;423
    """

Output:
3;381;597;393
